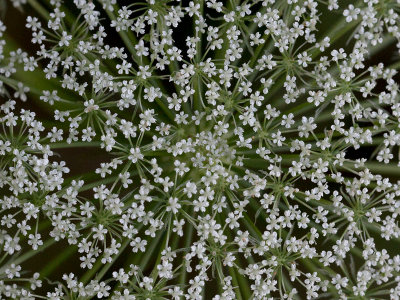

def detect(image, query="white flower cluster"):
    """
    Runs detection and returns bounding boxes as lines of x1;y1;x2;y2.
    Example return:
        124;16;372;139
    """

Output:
1;0;400;299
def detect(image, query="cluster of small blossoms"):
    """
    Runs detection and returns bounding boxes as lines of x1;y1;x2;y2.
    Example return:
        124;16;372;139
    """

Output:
1;0;400;299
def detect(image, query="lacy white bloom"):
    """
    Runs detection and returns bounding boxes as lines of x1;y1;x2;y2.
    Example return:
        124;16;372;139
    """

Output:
1;0;400;299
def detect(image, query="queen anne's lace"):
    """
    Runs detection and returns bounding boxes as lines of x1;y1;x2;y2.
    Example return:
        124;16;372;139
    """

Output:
1;0;400;299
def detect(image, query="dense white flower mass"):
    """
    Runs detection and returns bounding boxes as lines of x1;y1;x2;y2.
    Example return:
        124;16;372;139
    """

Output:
1;0;400;298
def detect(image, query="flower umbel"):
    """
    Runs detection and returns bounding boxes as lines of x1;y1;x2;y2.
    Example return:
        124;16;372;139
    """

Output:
1;0;400;299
